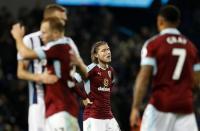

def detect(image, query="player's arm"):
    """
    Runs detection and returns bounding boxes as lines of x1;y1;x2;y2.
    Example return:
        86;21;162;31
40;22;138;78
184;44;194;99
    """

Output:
11;23;38;59
71;72;92;106
18;60;40;82
194;70;200;88
70;53;88;78
193;62;200;88
130;65;152;128
17;60;58;84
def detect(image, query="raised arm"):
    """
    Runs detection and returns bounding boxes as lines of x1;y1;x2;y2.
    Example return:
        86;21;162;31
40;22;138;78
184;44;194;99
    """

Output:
11;23;38;59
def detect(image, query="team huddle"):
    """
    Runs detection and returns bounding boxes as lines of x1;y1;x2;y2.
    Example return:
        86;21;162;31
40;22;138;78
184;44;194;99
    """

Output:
11;3;200;131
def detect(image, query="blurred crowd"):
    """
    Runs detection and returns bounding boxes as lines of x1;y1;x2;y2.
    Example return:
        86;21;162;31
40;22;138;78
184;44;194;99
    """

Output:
0;3;200;131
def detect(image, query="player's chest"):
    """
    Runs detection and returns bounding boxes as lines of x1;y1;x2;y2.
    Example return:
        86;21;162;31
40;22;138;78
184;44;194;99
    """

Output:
91;70;112;89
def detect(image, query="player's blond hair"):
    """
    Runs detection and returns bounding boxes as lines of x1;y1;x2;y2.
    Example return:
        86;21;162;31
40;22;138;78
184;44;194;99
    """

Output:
91;41;108;64
42;17;65;33
43;4;67;19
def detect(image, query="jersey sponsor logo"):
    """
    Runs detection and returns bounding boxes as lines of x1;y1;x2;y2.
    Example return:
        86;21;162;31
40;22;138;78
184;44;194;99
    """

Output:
98;86;110;92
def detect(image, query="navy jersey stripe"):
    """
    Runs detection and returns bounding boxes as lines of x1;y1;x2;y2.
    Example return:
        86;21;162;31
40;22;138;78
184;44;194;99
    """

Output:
39;37;46;91
30;37;37;104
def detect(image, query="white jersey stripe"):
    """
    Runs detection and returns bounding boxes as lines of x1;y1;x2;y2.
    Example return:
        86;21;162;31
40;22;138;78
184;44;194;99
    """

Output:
53;60;61;78
29;37;38;104
84;80;91;94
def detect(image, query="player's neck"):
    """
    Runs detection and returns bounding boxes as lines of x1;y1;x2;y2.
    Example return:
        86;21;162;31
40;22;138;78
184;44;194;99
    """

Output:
53;32;65;41
160;24;177;32
98;62;108;70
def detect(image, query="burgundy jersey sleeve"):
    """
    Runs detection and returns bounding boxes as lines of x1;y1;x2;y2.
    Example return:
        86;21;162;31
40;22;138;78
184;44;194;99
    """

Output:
72;82;88;99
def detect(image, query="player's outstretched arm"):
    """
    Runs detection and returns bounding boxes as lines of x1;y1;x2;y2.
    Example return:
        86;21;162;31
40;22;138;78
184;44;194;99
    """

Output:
18;60;58;84
11;23;38;59
130;65;152;128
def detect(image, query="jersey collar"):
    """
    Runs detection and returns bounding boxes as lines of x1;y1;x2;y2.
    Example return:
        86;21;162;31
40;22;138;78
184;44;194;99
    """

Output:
160;28;180;35
97;64;109;70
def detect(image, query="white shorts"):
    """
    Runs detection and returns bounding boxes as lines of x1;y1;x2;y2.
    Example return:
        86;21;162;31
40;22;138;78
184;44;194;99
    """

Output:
45;111;80;131
83;118;120;131
141;104;198;131
28;96;45;131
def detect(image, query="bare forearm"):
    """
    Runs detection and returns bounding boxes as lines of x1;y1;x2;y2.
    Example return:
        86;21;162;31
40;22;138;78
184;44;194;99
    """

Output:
132;66;152;109
15;38;37;59
194;71;200;88
17;69;40;82
133;76;149;108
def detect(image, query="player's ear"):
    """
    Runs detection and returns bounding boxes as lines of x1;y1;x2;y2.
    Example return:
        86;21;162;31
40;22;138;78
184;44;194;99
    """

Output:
52;30;60;38
157;15;165;31
94;53;98;58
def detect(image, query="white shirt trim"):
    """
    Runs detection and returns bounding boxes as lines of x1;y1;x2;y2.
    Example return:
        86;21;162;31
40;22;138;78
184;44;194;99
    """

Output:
160;28;180;35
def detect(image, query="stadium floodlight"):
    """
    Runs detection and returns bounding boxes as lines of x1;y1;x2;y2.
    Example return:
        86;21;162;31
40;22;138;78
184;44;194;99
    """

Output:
56;0;170;8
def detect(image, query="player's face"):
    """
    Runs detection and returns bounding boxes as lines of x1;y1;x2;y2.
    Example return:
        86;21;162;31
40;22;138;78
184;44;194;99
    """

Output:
40;22;54;44
51;10;67;25
96;44;111;63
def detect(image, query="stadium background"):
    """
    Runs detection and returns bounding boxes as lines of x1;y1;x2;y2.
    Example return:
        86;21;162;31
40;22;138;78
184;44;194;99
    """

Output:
0;0;200;130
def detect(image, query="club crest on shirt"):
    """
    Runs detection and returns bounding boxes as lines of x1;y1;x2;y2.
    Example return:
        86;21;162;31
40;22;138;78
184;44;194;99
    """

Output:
104;78;109;87
108;71;111;78
98;72;101;76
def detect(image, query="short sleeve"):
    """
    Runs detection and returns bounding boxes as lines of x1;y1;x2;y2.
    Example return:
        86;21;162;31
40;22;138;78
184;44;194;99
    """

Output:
140;39;156;67
34;47;46;59
192;43;200;71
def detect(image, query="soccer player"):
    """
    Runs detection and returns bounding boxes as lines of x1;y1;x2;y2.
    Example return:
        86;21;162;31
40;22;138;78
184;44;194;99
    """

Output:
80;41;121;131
11;17;81;131
130;5;200;131
15;4;80;131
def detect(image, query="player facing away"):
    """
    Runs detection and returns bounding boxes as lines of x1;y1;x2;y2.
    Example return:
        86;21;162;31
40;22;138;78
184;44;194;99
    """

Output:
14;4;81;131
11;18;81;131
81;41;121;131
130;5;200;131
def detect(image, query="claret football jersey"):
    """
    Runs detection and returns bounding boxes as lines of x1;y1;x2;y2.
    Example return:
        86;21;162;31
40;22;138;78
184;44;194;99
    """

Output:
141;28;200;113
83;63;115;120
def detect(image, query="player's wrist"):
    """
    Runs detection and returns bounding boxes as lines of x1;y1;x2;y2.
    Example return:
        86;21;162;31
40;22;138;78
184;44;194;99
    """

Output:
35;74;42;83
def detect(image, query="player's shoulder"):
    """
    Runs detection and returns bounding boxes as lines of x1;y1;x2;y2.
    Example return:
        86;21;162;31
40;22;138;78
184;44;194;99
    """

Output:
142;35;160;49
24;31;41;39
64;36;75;45
87;63;97;72
42;37;71;50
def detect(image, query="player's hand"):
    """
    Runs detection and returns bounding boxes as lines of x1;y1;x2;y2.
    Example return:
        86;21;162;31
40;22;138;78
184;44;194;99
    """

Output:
130;107;140;130
38;70;58;84
82;98;93;106
10;23;25;41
